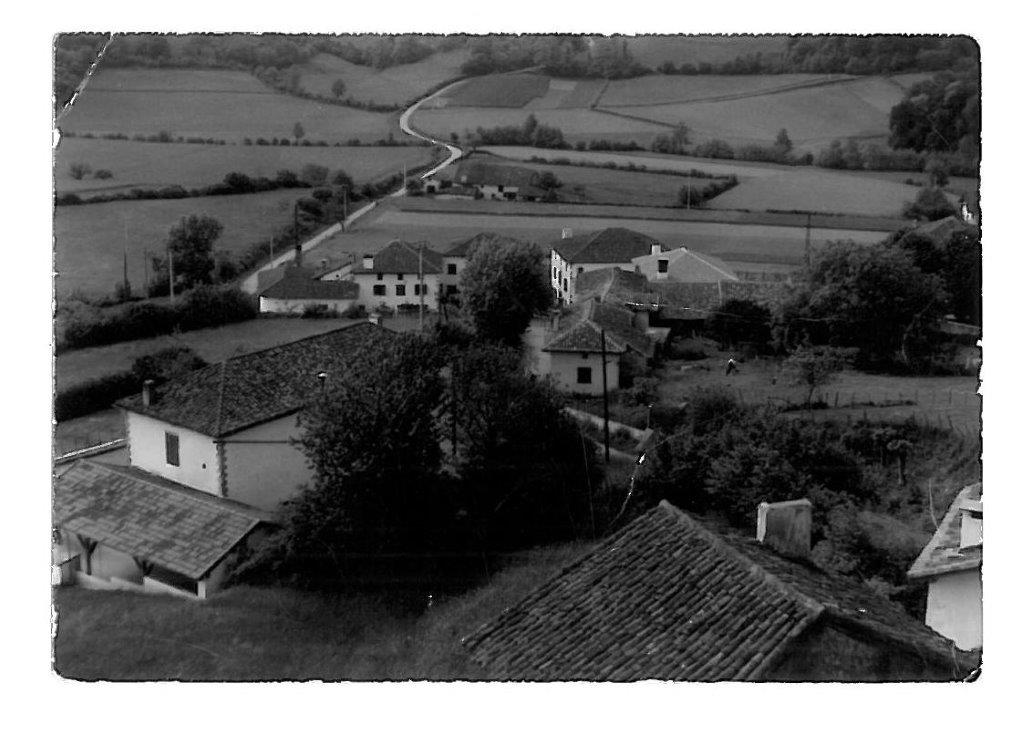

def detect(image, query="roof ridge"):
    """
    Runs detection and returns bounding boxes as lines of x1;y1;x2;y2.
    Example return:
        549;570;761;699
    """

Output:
218;322;376;366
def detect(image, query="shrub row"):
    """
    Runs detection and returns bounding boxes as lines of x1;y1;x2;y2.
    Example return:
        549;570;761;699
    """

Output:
54;371;139;422
59;286;257;352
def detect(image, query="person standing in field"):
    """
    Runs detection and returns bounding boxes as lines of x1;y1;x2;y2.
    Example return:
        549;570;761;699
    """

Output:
725;358;738;375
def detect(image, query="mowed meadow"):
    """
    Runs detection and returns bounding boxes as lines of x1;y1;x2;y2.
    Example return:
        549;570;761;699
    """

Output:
59;68;401;143
55;190;304;298
411;71;927;152
480;145;940;217
54;138;435;195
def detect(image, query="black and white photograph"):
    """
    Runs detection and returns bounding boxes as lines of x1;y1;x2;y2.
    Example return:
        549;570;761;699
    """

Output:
20;2;1015;726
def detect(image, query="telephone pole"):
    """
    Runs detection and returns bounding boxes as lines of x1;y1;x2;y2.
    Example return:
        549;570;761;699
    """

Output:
601;329;610;463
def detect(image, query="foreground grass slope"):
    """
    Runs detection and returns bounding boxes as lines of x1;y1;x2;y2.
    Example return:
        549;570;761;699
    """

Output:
54;543;591;681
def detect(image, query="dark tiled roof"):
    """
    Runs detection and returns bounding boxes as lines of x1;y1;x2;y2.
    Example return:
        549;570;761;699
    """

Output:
908;483;982;579
543;319;628;355
118;322;393;437
553;228;666;264
913;215;977;242
464;501;966;681
576;267;659;309
54;460;272;580
259;267;358;300
453;160;540;189
351;240;443;274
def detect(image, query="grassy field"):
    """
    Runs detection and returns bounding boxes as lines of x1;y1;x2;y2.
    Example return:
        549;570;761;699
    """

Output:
526;78;608;110
53;542;591;680
55;138;435;195
480;146;932;217
655;353;980;436
441;72;550;107
298;49;469;106
597;73;843;106
305;199;882;278
60;68;400;143
55;190;307;298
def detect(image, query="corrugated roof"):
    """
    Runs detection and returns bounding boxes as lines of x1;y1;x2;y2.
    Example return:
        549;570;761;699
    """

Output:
553;228;666;264
464;501;968;681
54;460;272;580
351;240;443;275
908;483;982;579
118;322;394;437
260;267;358;300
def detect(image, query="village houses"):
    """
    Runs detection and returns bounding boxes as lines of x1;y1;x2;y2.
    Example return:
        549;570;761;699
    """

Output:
550;227;673;305
350;240;444;312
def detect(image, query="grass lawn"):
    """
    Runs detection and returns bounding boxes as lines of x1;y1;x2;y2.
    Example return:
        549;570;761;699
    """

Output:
441;72;550;108
53;542;592;680
55;190;307;298
55;139;435;195
481;145;937;218
655;353;980;436
298;49;469;107
60;68;400;144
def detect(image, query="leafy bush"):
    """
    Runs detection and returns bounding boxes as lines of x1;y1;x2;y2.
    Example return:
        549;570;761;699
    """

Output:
54;371;139;422
93;169;114;180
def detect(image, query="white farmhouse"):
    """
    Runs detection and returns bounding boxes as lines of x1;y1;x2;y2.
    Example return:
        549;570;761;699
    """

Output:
53;322;393;599
907;483;982;651
551;227;673;306
351;240;443;312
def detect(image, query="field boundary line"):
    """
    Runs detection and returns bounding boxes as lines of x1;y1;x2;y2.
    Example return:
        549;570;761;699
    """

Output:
598;74;857;109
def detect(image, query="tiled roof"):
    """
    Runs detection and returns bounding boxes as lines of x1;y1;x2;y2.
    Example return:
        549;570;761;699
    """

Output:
54;460;272;580
464;501;967;681
543;319;628;355
351;240;443;275
632;247;739;282
453;160;539;189
913;215;977;242
543;299;655;356
576;267;659;309
259;267;358;300
553;228;666;264
118;322;393;437
908;483;982;579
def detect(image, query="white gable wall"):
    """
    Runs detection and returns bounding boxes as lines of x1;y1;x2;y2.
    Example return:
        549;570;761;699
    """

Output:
222;412;312;511
126;412;221;495
925;568;982;650
544;352;620;395
352;272;441;311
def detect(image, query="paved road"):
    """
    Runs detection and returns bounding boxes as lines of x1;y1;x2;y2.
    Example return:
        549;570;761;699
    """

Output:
395;79;466;193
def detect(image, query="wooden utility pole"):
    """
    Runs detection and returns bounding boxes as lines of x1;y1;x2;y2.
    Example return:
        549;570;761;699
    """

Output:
601;329;610;463
418;243;425;332
167;246;175;303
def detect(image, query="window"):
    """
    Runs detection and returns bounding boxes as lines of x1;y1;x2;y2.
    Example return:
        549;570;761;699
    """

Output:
373;284;386;296
448;263;457;275
165;432;180;467
552;266;557;280
498;184;504;193
376;273;383;281
578;267;584;274
395;284;406;296
415;283;429;296
447;284;459;295
577;367;592;384
658;259;669;273
397;273;404;281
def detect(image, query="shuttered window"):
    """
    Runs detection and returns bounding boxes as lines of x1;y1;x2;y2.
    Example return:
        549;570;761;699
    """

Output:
165;432;180;467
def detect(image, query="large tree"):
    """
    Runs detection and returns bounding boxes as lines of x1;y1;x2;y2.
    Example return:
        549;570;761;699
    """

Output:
150;214;223;292
288;333;448;562
460;236;553;346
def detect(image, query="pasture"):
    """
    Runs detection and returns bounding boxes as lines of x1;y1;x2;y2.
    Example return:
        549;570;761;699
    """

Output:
304;200;883;277
597;73;844;107
624;35;790;69
298;48;469;106
55;190;306;298
436;72;550;108
54;138;435;195
60;68;399;143
480;145;932;217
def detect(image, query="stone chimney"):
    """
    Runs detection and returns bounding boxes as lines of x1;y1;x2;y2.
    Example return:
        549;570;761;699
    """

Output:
958;498;982;550
756;499;812;559
561;227;573;239
651;241;662;255
362;254;374;270
142;379;156;407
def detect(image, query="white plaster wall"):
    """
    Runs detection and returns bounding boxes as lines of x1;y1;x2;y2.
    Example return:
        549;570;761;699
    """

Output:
127;412;220;495
259;296;355;315
223;413;311;511
90;544;142;583
925;568;982;650
544;352;620;395
352;273;441;311
441;256;466;288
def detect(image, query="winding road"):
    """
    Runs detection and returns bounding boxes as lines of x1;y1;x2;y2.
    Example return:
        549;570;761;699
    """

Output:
394;78;466;193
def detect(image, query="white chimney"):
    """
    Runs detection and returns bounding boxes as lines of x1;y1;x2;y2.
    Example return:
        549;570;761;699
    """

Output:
756;499;812;559
958;499;982;550
362;254;373;270
561;227;573;239
142;379;156;407
651;242;662;255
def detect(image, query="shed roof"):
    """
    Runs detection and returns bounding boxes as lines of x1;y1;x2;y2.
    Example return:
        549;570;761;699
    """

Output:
118;322;393;437
908;483;982;579
259;267;359;300
464;501;969;681
54;461;273;580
